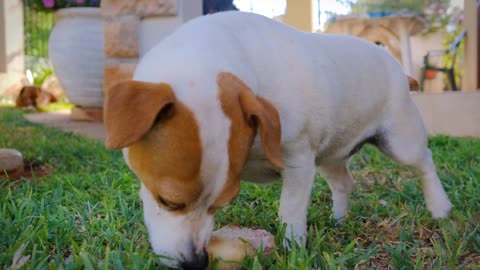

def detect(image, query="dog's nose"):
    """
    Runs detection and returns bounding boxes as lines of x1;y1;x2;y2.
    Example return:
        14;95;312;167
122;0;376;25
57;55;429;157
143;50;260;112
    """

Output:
180;248;209;270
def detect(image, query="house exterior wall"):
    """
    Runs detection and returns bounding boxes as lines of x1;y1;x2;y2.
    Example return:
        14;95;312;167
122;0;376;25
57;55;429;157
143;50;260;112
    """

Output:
411;32;445;92
0;0;25;98
412;91;480;137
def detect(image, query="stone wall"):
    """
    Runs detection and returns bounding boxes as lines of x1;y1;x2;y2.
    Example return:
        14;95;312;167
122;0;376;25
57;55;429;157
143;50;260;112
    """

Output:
101;0;177;93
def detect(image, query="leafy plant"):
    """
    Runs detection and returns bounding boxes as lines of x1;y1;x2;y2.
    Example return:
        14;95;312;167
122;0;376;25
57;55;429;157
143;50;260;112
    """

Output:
25;57;55;86
351;0;425;14
23;3;55;58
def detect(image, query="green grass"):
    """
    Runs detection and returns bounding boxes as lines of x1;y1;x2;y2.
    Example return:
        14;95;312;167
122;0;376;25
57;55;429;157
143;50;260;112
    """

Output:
1;107;479;269
38;102;75;113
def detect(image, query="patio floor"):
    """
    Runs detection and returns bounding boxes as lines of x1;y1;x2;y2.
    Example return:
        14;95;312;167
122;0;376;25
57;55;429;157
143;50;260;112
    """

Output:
25;110;106;141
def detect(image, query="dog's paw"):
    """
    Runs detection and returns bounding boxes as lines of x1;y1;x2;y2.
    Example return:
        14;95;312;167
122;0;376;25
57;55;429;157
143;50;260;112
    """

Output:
282;235;306;250
429;199;453;219
332;207;347;221
427;192;452;219
282;224;306;249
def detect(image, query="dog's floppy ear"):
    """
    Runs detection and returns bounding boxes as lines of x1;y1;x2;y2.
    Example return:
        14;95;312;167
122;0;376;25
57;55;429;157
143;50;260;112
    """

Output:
15;86;27;108
104;80;176;149
218;72;283;170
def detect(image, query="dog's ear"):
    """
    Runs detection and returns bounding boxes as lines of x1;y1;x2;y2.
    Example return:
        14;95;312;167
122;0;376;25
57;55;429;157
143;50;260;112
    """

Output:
104;80;176;149
18;86;27;95
15;87;27;108
240;91;283;170
218;72;283;170
34;86;42;95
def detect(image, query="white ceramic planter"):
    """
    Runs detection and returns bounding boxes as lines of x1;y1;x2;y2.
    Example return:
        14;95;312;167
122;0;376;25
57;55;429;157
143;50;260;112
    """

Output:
48;7;104;107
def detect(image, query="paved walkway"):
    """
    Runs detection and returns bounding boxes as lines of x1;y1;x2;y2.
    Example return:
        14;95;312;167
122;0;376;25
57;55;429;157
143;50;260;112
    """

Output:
25;110;106;142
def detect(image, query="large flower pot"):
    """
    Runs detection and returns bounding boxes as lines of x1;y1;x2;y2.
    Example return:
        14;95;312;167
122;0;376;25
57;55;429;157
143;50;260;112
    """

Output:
48;7;104;107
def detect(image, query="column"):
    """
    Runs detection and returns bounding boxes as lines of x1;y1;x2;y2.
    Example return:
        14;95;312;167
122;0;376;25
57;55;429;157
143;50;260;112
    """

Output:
462;0;478;91
284;0;315;32
0;0;25;97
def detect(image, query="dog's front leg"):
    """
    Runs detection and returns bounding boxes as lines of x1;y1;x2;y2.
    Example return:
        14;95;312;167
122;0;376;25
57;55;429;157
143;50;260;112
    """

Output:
279;150;316;247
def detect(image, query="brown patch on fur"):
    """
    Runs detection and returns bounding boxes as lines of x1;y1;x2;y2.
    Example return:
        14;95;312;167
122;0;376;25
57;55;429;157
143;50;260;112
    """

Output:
16;86;57;108
210;74;256;212
127;98;203;213
246;94;283;170
104;80;203;212
103;81;176;149
408;76;420;91
211;72;283;212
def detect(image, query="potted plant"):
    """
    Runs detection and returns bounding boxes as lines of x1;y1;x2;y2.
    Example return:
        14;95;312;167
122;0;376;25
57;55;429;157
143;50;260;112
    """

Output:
31;0;104;108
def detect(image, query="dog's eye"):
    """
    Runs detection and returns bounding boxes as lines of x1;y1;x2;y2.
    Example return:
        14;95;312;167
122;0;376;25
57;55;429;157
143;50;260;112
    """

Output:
158;196;186;211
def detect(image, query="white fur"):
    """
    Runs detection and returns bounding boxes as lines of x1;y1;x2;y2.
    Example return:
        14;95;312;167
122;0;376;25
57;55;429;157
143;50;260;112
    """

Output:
139;185;214;268
129;11;452;266
129;74;231;266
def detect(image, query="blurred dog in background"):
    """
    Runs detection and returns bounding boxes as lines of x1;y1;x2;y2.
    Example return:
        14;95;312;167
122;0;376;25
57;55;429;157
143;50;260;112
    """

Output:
15;86;57;109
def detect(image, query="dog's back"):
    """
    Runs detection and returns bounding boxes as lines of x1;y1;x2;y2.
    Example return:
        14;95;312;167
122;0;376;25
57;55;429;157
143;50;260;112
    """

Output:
180;12;410;150
137;11;413;157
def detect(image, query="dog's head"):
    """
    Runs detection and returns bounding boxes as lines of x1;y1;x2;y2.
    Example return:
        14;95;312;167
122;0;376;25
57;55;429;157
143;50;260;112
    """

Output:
16;86;41;108
16;86;57;109
104;72;282;268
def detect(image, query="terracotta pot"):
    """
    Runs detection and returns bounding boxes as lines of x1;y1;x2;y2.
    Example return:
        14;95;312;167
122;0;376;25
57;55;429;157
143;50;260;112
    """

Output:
48;7;104;107
425;69;438;80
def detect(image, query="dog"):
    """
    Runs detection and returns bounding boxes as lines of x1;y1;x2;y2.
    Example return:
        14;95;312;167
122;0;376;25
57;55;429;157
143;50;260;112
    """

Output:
103;11;452;269
15;85;57;109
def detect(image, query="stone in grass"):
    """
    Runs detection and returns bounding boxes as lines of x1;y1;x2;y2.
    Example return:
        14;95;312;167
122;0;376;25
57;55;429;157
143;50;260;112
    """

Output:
0;149;24;178
207;225;275;270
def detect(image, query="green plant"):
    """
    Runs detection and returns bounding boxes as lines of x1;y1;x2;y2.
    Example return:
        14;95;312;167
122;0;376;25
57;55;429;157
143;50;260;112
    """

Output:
442;26;464;90
25;57;55;86
23;4;55;58
422;1;463;34
350;0;456;33
351;0;432;14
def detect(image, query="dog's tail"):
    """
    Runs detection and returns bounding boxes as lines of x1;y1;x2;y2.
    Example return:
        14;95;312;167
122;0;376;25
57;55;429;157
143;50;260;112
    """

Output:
407;75;420;91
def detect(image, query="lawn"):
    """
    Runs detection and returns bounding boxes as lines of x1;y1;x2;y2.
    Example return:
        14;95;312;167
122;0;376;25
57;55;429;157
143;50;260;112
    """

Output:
0;107;479;269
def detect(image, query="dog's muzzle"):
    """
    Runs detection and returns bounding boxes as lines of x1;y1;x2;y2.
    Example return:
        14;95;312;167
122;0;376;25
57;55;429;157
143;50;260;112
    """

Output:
179;247;208;270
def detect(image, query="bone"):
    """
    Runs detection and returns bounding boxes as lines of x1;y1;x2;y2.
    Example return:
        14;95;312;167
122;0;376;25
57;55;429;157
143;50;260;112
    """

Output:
207;225;275;270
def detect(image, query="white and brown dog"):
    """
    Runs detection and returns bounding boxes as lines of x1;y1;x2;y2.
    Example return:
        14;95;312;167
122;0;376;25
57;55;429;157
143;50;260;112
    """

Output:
104;11;452;269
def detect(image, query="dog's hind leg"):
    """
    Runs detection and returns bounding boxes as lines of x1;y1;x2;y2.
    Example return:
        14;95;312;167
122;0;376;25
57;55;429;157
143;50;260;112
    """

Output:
318;161;354;220
378;102;452;219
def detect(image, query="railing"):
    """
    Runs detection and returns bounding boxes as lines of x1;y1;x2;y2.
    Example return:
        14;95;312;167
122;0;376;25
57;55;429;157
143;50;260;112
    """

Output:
23;0;55;58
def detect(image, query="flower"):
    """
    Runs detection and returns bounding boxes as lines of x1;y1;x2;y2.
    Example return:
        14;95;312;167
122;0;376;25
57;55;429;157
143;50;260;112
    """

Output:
42;0;54;8
31;0;101;11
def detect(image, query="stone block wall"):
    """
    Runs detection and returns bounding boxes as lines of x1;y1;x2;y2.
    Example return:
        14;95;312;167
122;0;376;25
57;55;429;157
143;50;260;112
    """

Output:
101;0;178;94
